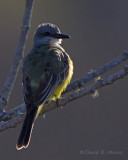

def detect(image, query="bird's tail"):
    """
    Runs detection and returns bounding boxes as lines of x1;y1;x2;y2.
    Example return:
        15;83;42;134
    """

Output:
16;107;37;150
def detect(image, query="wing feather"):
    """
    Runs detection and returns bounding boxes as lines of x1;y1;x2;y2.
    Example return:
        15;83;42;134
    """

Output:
23;73;61;109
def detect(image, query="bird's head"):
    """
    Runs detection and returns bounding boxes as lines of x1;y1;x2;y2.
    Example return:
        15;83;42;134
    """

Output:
34;23;70;47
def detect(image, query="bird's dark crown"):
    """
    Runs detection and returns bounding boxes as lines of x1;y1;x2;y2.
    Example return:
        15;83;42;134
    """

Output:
34;23;60;39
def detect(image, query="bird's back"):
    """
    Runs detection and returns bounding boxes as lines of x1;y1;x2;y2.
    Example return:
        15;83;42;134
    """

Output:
22;45;71;93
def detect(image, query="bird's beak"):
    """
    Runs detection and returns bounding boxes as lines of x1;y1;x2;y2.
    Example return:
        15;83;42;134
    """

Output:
54;33;71;39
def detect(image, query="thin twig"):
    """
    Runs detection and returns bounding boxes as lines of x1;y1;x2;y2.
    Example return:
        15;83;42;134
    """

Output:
0;114;24;132
0;65;127;132
0;104;25;122
65;51;128;93
0;0;34;110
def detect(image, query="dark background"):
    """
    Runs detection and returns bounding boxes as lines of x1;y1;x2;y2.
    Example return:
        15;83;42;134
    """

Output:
0;0;128;160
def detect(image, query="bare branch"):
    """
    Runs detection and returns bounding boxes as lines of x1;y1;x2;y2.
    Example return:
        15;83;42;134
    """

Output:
0;104;25;122
0;114;24;132
0;65;127;132
0;0;34;110
65;51;128;93
59;65;128;106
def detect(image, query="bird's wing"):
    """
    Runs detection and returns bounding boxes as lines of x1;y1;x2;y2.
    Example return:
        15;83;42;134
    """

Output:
33;73;61;106
23;73;59;110
23;68;68;111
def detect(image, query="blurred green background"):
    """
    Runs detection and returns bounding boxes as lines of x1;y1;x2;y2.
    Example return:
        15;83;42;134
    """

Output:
0;0;128;160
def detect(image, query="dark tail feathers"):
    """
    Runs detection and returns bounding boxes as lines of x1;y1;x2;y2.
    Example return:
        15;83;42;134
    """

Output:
16;107;37;150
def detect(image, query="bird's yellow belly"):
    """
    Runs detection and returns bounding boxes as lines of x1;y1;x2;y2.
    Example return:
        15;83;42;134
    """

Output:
49;58;73;100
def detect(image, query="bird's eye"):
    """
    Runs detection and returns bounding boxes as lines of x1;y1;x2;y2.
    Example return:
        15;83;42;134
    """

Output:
45;32;50;36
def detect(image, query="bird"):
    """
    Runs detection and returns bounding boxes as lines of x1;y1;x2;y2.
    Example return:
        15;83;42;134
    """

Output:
16;23;73;150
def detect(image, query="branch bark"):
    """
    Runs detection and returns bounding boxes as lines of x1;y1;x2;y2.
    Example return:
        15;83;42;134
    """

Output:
0;0;34;110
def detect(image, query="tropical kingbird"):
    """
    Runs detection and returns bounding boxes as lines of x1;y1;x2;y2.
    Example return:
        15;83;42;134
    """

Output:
16;23;73;150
